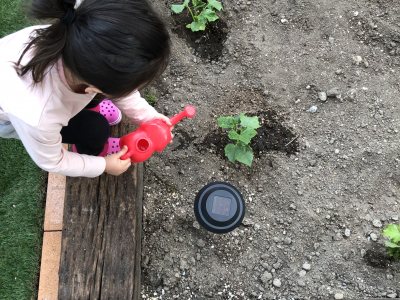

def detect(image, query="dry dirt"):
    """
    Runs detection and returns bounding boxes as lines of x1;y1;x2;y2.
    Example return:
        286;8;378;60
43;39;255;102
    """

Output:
140;0;400;299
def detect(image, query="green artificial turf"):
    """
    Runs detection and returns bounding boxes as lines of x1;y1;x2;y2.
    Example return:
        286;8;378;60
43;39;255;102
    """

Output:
0;140;46;300
0;1;45;300
0;0;34;38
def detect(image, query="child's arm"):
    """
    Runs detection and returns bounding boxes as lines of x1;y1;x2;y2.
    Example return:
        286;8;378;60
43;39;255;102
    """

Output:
113;90;158;125
8;114;106;177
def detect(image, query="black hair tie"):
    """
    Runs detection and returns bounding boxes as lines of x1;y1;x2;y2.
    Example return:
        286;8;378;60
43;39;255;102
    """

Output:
60;8;76;25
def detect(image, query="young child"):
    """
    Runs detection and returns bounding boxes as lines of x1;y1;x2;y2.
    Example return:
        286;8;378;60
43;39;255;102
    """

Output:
0;0;172;177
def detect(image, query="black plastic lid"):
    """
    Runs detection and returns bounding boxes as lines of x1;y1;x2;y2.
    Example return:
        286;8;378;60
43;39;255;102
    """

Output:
194;182;245;234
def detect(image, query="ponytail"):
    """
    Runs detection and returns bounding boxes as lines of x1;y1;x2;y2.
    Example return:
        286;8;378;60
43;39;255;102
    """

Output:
15;0;76;83
16;0;171;98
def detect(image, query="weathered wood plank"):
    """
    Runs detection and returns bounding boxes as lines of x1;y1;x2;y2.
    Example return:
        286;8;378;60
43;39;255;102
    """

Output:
58;118;142;300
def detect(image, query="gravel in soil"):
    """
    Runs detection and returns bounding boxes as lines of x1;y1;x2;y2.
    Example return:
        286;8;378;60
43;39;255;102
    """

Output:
142;0;400;299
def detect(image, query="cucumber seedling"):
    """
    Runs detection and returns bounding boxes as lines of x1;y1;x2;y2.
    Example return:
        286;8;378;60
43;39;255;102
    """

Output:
217;112;260;167
381;223;400;259
171;0;223;32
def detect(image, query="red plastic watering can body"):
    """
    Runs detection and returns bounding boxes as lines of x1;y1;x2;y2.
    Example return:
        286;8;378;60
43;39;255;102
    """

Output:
119;105;195;163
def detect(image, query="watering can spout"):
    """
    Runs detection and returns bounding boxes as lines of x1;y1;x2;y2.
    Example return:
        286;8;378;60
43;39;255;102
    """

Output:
169;105;196;126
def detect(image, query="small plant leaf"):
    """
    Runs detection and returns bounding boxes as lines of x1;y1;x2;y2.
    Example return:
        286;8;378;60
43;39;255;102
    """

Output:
235;112;246;123
225;143;237;164
193;0;206;9
208;0;223;11
217;116;236;129
186;24;191;28
385;241;400;248
381;224;400;243
224;142;253;166
228;127;257;144
202;8;219;21
240;115;260;129
190;20;205;31
171;4;186;13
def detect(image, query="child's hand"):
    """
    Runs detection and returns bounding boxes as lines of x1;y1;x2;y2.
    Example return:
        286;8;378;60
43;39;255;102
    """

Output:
104;146;131;176
154;113;174;143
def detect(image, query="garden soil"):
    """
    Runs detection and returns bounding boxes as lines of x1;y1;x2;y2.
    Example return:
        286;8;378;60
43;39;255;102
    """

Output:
140;0;400;299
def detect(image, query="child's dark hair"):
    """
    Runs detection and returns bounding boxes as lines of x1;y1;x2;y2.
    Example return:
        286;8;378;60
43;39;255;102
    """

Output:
15;0;170;99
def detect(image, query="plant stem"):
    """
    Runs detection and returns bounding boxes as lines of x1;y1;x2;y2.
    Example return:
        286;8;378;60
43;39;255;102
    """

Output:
185;5;195;20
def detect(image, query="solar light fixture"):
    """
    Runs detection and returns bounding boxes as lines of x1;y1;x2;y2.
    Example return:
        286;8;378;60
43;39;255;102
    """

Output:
194;182;245;234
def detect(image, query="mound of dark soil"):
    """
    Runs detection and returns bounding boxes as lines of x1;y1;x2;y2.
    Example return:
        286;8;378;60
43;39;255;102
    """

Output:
364;244;394;268
171;11;228;61
202;108;299;160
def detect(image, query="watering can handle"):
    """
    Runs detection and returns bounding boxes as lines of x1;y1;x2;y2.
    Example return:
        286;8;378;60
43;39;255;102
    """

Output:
120;149;134;161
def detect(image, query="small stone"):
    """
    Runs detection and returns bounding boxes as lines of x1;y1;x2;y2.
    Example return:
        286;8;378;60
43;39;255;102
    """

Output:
284;237;292;245
318;92;327;102
364;61;369;68
273;279;281;287
387;294;397;299
302;263;311;271
370;233;378;242
193;221;200;230
360;249;366;257
289;204;297;210
260;271;273;283
273;262;282;269
297;280;306;286
373;219;382;228
306;85;311;89
334;293;344;300
261;262;270;270
263;90;269;96
328;37;334;44
335;69;343;75
299;270;307;277
309;106;317;113
347;89;357;100
298;191;303;196
334;233;343;241
327;87;340;97
344;229;351;237
353;11;359;17
353;56;362;65
180;259;188;271
165;166;171;171
387;274;394;280
197;239;205;248
281;18;289;24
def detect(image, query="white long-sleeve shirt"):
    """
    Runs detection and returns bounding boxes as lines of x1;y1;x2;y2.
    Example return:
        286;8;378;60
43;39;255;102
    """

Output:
0;25;157;177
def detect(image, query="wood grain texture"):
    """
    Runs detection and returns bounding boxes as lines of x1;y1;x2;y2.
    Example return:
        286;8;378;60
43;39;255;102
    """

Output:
58;118;143;300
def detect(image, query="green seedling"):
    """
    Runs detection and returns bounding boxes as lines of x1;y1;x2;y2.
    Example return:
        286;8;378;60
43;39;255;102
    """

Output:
144;89;156;106
217;113;260;167
171;0;223;32
380;223;400;259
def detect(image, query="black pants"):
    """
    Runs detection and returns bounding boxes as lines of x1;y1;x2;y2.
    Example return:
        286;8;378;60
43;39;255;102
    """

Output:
61;109;110;156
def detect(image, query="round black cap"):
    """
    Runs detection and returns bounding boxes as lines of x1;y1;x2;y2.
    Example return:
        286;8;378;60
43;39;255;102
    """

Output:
194;182;245;234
